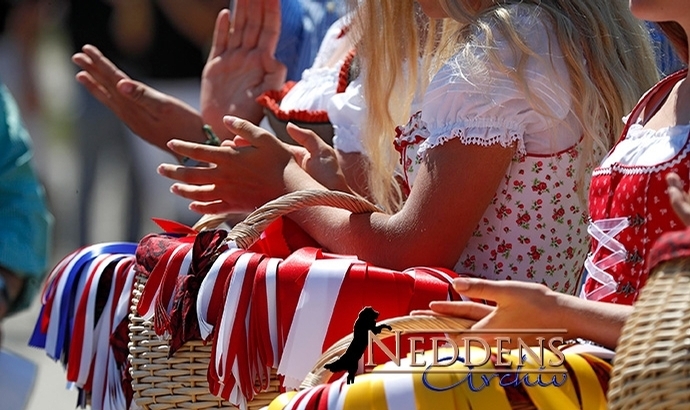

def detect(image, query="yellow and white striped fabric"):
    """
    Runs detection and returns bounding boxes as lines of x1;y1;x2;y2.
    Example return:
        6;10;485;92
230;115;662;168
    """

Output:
267;347;610;410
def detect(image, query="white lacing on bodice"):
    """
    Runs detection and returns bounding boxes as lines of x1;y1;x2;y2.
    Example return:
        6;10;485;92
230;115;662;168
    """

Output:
580;217;630;300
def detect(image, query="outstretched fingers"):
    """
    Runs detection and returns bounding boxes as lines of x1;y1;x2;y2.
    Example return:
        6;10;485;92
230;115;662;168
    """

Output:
427;301;495;321
257;0;281;54
223;115;277;148
74;71;113;105
227;0;249;49
208;9;231;60
76;44;130;87
165;139;235;165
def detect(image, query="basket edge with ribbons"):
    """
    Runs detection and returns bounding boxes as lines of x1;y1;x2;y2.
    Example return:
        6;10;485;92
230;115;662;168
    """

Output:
128;190;380;410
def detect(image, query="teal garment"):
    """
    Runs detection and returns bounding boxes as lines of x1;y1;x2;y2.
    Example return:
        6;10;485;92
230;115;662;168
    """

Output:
0;83;53;314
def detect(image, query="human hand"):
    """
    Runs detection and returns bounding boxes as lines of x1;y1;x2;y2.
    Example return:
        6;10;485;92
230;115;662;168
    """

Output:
158;116;321;214
201;2;286;138
415;277;565;347
283;123;352;193
73;44;206;156
666;172;690;226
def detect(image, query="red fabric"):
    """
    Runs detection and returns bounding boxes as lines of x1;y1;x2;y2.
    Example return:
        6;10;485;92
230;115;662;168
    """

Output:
250;217;322;259
167;230;228;354
647;226;690;273
66;256;111;383
256;82;330;123
134;233;194;280
276;248;323;356
583;69;690;304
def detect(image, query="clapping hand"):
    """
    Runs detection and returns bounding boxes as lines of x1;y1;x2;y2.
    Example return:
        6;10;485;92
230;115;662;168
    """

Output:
72;45;205;156
157;116;322;214
666;172;690;226
200;0;286;138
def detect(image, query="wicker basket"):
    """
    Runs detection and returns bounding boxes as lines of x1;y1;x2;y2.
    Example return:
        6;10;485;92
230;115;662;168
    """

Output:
128;190;379;410
607;256;690;409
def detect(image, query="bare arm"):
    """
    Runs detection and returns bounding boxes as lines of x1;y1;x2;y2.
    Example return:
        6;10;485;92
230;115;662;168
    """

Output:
200;1;285;137
425;277;631;350
72;45;207;160
158;116;513;271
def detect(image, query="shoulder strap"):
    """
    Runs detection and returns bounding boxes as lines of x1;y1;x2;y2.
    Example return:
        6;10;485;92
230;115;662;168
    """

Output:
617;69;688;143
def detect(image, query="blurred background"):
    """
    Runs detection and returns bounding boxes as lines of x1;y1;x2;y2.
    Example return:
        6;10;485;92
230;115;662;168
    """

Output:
0;1;685;409
2;1;224;408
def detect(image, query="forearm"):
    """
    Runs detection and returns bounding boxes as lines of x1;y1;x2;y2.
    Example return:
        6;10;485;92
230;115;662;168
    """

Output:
555;292;632;349
288;206;463;271
281;165;415;269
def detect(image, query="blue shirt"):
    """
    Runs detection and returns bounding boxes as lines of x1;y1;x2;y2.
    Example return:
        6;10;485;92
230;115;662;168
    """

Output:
276;0;345;81
0;83;53;314
646;22;686;77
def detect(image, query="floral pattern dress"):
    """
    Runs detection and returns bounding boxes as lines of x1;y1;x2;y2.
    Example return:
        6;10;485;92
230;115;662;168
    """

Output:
582;69;690;305
393;6;591;295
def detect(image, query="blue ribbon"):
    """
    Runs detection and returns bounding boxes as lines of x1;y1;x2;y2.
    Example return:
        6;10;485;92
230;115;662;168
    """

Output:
28;242;138;361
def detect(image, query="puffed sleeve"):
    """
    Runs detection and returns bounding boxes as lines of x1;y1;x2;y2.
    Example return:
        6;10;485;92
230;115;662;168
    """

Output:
329;62;425;154
418;10;574;158
0;85;53;314
328;76;365;153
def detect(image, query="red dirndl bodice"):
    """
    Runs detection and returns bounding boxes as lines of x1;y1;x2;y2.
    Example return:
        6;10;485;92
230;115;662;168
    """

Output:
582;69;690;304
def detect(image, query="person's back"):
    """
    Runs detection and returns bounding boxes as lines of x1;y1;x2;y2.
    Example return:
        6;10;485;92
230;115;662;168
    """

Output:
0;82;52;338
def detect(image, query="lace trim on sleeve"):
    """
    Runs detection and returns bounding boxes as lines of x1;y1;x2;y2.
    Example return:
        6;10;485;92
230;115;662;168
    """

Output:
418;121;526;159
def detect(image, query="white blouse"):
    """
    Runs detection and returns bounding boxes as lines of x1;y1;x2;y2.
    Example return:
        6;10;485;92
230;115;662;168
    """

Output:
395;5;590;294
418;6;580;161
277;14;365;153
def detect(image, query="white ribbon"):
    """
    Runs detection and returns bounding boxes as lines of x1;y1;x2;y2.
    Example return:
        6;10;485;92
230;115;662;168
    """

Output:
277;258;356;390
214;252;254;387
265;258;280;365
196;247;241;340
581;217;630;301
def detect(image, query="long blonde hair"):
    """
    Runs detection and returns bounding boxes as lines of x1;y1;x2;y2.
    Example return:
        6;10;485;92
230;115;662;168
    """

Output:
351;0;658;212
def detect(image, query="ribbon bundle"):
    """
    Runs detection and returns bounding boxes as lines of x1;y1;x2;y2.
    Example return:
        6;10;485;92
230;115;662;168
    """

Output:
28;216;465;410
28;242;139;410
133;222;464;409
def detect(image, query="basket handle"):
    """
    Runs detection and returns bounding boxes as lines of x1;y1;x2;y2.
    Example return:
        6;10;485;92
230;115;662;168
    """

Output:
300;315;476;389
193;190;380;249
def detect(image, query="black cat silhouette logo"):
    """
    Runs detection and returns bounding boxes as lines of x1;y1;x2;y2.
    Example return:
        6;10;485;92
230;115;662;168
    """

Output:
324;306;392;384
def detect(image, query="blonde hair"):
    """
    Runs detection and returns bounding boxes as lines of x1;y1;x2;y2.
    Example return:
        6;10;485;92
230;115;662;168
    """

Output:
351;0;658;212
